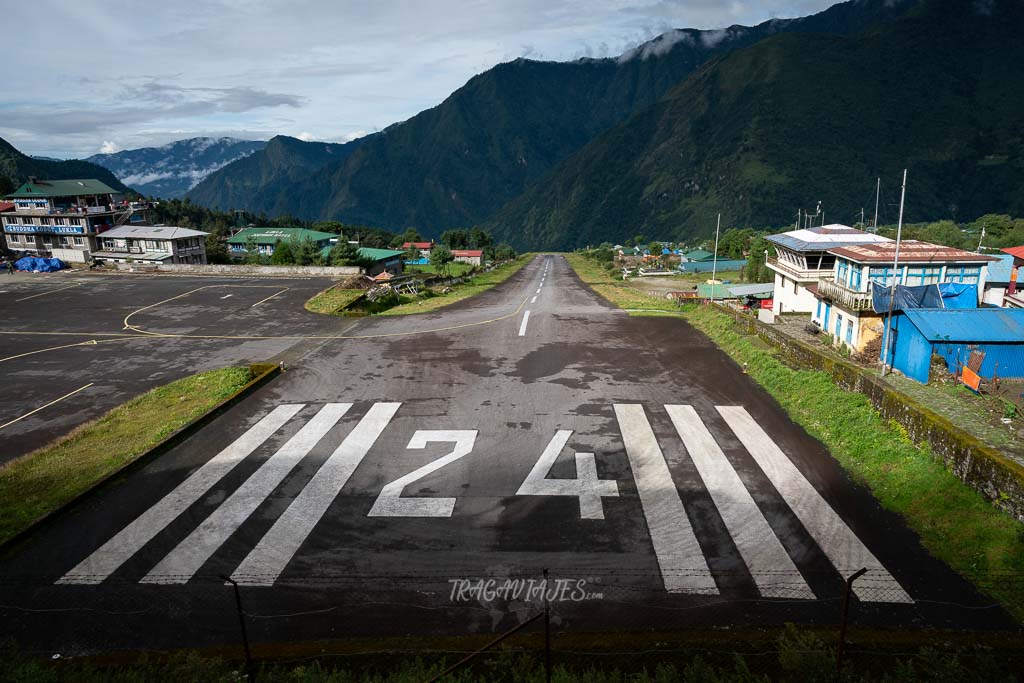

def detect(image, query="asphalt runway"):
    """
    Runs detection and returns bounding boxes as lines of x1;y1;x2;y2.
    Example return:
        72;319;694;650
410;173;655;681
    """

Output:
0;256;1015;656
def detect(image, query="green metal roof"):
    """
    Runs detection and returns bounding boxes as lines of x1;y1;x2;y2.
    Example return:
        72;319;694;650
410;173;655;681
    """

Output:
684;249;716;262
319;246;405;262
697;283;733;299
227;227;337;245
7;179;120;198
358;247;404;261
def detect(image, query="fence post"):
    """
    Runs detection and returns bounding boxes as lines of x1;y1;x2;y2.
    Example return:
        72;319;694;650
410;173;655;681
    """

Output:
543;568;552;683
836;568;868;676
222;575;256;683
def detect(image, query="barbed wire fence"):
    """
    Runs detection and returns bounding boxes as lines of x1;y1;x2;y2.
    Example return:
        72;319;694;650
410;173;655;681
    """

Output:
1;567;1022;680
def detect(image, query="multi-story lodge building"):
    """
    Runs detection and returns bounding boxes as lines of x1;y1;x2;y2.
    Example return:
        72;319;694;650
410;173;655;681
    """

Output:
91;225;209;265
765;225;892;316
811;240;997;352
1;178;149;262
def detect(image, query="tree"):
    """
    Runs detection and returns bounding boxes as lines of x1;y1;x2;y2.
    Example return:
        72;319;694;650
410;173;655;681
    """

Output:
430;244;454;275
205;231;229;264
294;237;318;266
468;228;492;250
440;229;469;249
328;240;359;266
493;244;516;261
744;236;774;283
313;220;346;235
400;227;423;244
271;239;296;265
243;236;262;265
633;235;647;248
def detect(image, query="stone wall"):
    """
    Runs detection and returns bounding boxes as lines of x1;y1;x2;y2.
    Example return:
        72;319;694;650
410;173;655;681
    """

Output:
715;305;1024;521
114;263;362;277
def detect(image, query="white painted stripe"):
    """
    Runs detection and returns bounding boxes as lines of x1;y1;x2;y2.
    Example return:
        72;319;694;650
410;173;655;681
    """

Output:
0;383;94;431
230;402;401;585
717;406;912;603
518;310;531;337
221;294;234;299
250;289;288;307
530;296;537;304
58;405;303;585
536;288;541;294
613;404;718;594
666;405;814;599
141;403;352;584
15;283;80;302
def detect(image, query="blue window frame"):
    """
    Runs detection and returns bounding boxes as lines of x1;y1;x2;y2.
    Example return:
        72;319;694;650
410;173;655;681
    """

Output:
850;267;863;290
837;260;848;285
870;267;893;286
816;299;822;321
846;320;854;345
835;314;843;337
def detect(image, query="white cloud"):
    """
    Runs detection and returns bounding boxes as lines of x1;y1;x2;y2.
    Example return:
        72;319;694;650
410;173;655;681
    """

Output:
1;0;838;157
99;140;119;154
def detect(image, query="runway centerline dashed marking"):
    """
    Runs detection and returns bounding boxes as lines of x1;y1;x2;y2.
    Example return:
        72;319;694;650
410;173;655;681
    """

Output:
58;405;304;585
518;310;531;336
531;296;537;304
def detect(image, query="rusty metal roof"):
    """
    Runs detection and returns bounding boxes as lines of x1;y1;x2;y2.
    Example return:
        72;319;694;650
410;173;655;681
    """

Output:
828;240;997;263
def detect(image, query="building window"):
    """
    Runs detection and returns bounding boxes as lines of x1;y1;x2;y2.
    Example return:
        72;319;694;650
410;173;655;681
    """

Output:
850;267;863;290
54;217;67;226
837;260;848;285
41;217;52;225
835;314;843;338
69;218;82;226
8;234;19;243
846;321;854;345
43;236;53;246
816;299;822;320
73;236;84;246
870;267;895;286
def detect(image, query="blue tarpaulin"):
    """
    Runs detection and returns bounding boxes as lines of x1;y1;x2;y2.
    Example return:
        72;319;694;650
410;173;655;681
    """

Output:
871;282;977;314
14;257;66;273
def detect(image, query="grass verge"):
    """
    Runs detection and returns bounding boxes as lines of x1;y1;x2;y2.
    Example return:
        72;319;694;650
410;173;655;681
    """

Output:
406;262;474;277
378;256;532;316
304;286;366;316
565;252;1024;620
0;366;256;546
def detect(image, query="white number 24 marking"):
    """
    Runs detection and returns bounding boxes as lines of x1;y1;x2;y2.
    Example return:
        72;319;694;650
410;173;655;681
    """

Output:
368;430;477;517
367;429;618;519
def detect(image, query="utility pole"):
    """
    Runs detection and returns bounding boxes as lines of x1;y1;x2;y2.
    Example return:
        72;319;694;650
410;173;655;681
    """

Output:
977;224;986;253
711;212;721;285
860;207;865;228
873;177;881;232
880;169;907;376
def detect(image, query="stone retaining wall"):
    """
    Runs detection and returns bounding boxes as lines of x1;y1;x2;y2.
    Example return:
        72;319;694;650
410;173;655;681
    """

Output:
114;263;362;277
715;305;1024;521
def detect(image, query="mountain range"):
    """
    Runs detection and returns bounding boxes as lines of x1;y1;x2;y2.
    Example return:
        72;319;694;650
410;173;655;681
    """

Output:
0;137;131;197
86;138;266;199
186;0;919;244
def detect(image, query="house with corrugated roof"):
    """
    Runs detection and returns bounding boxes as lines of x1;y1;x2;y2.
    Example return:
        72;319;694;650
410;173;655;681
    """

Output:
764;224;891;316
811;240;997;352
92;225;209;265
1002;246;1024;309
227;227;337;257
2;178;150;262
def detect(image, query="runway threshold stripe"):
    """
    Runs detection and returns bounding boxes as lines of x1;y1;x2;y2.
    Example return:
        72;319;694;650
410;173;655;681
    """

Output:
717;406;912;604
613;404;718;594
518;311;531;336
230;402;401;586
140;403;352;584
665;405;815;599
57;405;304;585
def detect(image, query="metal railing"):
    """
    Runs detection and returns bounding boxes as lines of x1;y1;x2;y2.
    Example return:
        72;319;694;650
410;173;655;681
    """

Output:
816;278;874;311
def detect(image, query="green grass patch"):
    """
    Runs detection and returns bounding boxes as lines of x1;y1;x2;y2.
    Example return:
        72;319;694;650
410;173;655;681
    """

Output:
378;256;532;316
304;286;365;316
406;262;474;277
0;366;256;546
565;256;1024;620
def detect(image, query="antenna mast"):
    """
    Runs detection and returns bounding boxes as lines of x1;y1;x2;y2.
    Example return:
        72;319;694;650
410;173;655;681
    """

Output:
880;169;907;376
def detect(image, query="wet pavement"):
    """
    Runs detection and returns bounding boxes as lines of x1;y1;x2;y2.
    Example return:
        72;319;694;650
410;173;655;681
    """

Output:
0;256;1015;656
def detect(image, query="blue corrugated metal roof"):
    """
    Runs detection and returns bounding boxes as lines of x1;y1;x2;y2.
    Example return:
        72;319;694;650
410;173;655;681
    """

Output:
986;254;1015;283
903;308;1024;342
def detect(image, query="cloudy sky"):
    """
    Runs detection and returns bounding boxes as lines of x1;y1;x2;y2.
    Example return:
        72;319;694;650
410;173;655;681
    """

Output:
2;0;836;158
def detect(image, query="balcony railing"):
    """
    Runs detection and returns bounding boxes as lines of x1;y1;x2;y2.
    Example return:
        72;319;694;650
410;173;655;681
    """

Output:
766;257;833;281
816;278;875;311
